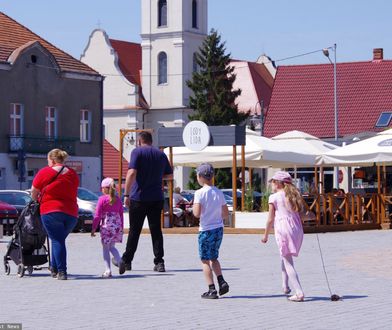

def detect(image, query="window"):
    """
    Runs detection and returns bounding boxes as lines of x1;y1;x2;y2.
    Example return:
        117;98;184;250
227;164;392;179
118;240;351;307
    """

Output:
375;112;392;127
9;103;24;136
80;109;91;142
158;0;167;27
158;52;168;84
192;0;198;29
45;106;57;139
193;53;199;72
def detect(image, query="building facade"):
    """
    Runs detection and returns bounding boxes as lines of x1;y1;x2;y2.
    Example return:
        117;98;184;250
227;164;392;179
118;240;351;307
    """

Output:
0;12;103;191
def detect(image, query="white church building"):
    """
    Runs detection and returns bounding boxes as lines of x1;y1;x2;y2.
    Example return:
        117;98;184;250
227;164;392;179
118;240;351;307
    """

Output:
81;0;274;188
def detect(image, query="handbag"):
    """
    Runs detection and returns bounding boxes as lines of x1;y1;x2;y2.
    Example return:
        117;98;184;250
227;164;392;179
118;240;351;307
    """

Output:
17;166;66;250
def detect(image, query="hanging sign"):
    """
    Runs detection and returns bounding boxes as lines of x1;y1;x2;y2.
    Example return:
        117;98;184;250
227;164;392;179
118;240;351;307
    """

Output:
182;121;210;151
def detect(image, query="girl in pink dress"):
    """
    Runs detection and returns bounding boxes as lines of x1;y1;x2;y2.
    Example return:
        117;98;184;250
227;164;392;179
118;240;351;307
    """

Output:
91;178;124;278
262;171;305;302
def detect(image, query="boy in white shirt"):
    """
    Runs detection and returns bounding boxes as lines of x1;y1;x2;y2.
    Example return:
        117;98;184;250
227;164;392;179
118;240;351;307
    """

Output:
193;163;230;299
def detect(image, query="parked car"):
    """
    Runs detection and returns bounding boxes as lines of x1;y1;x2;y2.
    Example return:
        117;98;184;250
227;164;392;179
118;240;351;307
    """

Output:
77;187;99;213
0;190;32;216
180;189;234;212
24;188;94;233
220;189;262;210
0;200;18;236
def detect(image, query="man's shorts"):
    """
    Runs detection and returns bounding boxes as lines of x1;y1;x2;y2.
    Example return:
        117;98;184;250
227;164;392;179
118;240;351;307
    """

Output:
198;226;223;260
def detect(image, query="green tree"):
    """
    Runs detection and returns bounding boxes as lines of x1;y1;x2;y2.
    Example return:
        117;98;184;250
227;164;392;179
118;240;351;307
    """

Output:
187;29;249;125
186;30;249;189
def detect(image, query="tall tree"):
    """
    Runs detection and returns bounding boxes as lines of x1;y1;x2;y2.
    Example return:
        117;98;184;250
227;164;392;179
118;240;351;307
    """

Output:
187;29;249;125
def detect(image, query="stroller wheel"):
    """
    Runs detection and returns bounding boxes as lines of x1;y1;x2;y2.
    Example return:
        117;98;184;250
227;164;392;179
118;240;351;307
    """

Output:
27;266;34;275
17;264;25;278
4;263;10;275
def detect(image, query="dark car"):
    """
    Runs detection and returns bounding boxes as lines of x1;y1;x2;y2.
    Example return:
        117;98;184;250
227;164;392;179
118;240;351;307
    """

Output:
0;190;32;216
73;208;94;233
23;189;94;233
0;201;18;236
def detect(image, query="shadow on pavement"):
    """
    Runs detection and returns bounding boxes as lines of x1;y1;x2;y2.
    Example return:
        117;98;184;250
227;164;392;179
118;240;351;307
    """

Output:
168;267;240;273
221;294;368;301
69;273;175;280
221;294;287;299
306;295;368;302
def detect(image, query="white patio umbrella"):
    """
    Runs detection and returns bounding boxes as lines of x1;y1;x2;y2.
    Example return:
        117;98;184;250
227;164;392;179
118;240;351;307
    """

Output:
272;130;337;159
316;128;392;166
165;129;316;168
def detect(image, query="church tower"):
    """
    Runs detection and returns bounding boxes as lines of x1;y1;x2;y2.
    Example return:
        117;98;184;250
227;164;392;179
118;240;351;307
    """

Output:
141;0;208;111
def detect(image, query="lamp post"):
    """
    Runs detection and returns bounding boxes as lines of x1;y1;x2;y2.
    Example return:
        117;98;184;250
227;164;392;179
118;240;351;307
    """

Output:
323;43;339;188
252;100;265;136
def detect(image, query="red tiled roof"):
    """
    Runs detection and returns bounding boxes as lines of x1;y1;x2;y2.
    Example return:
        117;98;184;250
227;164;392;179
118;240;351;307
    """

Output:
103;140;129;180
109;39;142;86
231;60;273;114
0;11;98;75
265;60;392;138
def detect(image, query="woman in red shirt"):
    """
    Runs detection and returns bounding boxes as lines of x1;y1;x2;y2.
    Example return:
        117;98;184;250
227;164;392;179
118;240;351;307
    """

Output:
31;149;79;280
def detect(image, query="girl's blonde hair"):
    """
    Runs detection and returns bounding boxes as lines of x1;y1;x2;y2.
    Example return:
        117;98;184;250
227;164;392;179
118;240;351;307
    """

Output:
283;182;304;213
48;148;68;164
108;181;117;205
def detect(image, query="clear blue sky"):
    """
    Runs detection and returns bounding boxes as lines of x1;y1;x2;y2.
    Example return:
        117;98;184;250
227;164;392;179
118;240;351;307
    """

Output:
2;0;391;65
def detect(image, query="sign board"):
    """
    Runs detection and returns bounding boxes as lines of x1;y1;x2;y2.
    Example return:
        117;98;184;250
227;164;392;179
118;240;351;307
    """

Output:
182;121;211;151
65;161;83;173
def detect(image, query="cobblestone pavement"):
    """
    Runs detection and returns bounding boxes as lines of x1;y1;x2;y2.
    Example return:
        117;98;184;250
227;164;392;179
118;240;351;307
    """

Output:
0;230;391;329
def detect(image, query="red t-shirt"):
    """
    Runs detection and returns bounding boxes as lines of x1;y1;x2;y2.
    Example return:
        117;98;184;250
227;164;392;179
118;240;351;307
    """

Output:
32;166;79;218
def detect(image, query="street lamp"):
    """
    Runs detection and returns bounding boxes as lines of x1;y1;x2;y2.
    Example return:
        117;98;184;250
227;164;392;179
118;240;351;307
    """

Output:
323;43;339;188
250;100;266;136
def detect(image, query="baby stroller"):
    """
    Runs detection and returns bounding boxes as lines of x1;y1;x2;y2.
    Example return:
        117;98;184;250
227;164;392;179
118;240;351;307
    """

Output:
3;201;50;277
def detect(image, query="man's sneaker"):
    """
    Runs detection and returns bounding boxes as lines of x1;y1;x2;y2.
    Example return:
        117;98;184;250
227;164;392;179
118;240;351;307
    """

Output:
57;271;67;280
201;290;218;299
153;262;165;272
219;281;229;296
112;258;131;272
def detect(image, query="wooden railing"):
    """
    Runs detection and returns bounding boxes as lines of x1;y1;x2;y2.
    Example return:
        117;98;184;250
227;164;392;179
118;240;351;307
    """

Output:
301;193;391;231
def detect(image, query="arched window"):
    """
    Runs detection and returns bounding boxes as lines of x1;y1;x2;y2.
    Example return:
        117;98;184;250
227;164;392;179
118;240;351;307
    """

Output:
158;0;167;27
193;53;198;72
158;52;167;84
192;0;198;29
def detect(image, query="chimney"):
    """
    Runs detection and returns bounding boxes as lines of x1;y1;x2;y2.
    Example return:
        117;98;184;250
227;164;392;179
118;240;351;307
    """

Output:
373;48;383;61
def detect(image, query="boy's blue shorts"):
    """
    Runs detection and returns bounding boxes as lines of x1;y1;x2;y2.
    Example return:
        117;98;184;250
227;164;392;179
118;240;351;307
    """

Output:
198;226;223;260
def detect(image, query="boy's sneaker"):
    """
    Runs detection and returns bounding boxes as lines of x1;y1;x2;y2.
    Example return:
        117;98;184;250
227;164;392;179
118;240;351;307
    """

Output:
153;262;165;272
57;271;67;280
201;290;218;299
219;281;230;296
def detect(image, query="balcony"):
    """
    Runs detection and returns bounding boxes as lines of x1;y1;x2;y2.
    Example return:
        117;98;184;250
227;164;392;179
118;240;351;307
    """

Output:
9;135;77;155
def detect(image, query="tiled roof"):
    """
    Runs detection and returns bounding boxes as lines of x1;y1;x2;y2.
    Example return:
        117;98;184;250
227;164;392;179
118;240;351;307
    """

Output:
231;60;273;114
265;60;392;138
103;140;129;180
0;11;98;75
109;39;142;86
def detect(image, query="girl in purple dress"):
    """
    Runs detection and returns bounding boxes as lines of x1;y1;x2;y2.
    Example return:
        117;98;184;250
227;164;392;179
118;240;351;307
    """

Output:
262;171;305;302
91;178;124;278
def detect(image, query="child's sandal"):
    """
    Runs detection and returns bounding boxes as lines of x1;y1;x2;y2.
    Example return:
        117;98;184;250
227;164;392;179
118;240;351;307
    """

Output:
102;270;112;278
287;294;304;302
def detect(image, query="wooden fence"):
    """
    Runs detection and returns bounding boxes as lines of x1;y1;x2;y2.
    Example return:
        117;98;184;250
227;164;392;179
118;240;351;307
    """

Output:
301;193;392;232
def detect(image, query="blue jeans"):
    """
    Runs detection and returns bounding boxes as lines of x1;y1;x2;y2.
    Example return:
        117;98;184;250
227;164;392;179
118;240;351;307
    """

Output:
41;212;77;273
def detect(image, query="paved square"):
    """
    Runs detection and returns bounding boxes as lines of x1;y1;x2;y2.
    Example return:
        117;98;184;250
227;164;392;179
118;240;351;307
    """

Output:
1;230;391;329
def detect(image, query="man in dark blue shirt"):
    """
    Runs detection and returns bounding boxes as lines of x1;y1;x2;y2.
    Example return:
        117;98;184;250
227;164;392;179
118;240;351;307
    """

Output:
118;131;173;274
